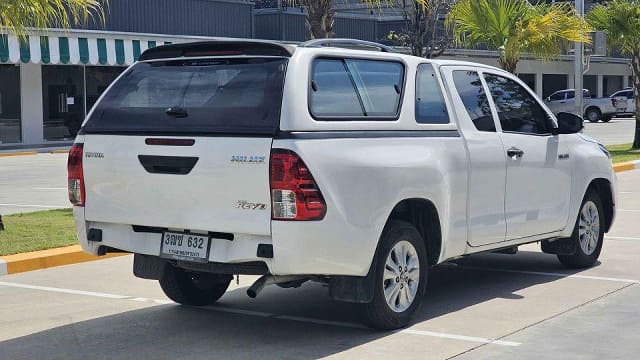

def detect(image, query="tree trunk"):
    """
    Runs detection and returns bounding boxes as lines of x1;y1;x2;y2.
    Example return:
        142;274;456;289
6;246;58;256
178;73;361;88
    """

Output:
304;0;334;40
632;53;640;149
498;57;518;74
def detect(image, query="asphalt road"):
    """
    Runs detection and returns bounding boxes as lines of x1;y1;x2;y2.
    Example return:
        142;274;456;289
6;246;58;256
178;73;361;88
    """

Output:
0;159;639;359
582;117;636;145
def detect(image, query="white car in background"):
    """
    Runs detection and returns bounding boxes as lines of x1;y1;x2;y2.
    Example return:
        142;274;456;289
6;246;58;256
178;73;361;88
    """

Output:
544;88;627;122
69;39;617;329
610;88;635;116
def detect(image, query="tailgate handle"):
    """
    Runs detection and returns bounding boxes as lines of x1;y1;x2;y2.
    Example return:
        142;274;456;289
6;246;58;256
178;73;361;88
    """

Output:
138;155;199;175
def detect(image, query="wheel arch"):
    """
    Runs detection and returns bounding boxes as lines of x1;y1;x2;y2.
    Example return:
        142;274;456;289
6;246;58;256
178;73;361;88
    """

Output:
586;178;615;233
384;198;443;266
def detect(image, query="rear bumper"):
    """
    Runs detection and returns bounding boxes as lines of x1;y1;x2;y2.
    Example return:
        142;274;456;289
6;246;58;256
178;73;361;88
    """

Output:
74;207;275;272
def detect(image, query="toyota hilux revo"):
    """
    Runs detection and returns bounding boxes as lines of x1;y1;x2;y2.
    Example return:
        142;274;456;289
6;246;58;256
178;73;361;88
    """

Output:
69;39;616;329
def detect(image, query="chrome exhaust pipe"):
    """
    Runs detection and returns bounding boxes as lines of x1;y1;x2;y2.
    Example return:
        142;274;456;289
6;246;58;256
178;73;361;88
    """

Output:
246;275;306;298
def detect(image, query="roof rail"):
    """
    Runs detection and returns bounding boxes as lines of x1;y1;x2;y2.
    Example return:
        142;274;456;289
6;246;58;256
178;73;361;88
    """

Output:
300;38;395;53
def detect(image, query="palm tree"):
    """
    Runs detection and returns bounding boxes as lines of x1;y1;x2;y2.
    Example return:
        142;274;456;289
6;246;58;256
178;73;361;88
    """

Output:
303;0;429;40
446;0;590;74
0;0;106;38
588;0;640;149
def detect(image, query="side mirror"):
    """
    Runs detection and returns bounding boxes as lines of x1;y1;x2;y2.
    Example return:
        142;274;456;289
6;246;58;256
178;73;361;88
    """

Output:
554;112;584;134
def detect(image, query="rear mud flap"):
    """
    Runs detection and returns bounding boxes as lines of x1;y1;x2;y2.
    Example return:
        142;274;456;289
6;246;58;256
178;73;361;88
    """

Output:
133;254;167;280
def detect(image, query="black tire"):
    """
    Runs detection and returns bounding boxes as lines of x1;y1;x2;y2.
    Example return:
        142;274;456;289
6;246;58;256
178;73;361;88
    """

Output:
358;221;428;330
601;115;612;123
159;265;231;306
585;108;601;123
558;191;605;269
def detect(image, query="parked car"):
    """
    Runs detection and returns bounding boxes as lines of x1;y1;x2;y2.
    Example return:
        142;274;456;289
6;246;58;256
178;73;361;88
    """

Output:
610;88;635;116
544;88;627;122
69;39;617;330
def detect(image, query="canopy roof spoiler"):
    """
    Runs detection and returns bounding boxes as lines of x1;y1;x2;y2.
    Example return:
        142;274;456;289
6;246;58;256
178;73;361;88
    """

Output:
139;40;296;61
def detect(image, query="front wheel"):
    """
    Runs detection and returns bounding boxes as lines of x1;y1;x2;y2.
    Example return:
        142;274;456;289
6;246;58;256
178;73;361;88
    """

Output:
358;221;428;330
557;191;605;269
160;265;231;306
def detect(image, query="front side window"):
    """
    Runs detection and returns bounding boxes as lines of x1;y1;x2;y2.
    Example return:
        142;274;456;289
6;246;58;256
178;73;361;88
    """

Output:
415;64;449;124
310;58;404;119
483;74;552;135
452;70;495;132
549;92;565;101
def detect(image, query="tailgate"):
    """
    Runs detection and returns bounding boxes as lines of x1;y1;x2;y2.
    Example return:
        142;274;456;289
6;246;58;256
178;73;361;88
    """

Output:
83;135;273;235
78;56;288;236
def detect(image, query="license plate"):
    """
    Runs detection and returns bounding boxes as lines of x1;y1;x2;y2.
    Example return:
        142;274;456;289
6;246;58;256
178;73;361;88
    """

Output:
160;231;210;262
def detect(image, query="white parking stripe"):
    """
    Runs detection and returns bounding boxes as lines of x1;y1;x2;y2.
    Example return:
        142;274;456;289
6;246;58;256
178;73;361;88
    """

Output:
606;236;640;241
617;209;640;212
0;281;130;299
401;329;520;347
459;266;640;284
0;280;520;347
0;203;64;209
0;260;6;276
32;187;67;191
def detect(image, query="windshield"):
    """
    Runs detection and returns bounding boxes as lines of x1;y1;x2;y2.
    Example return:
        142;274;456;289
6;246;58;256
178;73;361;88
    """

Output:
82;57;288;135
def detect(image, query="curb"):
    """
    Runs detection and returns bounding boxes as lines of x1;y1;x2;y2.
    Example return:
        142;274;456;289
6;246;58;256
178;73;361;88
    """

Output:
613;160;640;173
0;245;127;276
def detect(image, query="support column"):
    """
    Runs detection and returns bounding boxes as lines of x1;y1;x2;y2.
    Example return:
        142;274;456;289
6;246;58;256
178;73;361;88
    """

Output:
535;72;544;98
597;74;604;98
623;75;629;89
20;62;44;145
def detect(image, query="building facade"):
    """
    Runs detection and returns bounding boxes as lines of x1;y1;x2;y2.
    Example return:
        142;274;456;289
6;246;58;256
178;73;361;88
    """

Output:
0;0;632;148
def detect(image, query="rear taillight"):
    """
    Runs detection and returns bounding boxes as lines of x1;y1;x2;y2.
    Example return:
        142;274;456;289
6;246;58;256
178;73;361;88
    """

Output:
67;143;85;207
270;149;326;221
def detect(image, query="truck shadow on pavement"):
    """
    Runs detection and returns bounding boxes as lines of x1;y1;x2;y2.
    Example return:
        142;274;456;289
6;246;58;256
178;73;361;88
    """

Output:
0;251;595;360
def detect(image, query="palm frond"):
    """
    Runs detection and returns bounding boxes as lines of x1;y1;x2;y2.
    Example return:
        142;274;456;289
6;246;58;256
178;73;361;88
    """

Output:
0;0;107;39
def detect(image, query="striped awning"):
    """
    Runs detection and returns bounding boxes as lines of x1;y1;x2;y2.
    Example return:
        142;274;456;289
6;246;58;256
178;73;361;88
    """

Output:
0;33;175;66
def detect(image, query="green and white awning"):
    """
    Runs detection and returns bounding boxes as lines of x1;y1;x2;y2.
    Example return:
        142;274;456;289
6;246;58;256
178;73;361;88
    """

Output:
0;33;177;65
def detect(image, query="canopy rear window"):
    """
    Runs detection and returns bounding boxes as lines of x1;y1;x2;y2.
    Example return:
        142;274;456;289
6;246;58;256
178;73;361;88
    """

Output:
82;58;287;135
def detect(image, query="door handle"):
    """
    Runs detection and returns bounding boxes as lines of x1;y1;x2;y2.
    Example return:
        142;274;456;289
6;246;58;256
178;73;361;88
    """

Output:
507;147;524;159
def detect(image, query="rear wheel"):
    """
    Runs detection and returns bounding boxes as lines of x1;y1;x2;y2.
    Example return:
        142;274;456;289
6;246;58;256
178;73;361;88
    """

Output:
160;265;231;306
585;108;601;123
358;221;428;330
558;191;604;269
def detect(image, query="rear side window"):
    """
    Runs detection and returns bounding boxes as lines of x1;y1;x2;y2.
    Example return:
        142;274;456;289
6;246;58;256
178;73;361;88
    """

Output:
310;58;404;119
82;58;287;135
452;70;495;132
415;64;449;124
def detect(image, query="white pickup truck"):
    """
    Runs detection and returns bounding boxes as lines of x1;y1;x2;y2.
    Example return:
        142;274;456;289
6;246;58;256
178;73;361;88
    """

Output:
69;39;616;329
544;88;627;123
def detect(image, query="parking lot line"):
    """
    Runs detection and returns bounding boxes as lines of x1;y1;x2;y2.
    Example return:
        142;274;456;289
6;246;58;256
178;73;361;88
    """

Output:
0;280;520;347
457;266;640;284
0;203;64;209
606;236;640;241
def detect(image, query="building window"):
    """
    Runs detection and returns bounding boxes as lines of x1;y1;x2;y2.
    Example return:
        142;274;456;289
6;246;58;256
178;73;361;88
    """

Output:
542;74;567;99
42;65;85;141
0;65;21;144
86;66;126;112
517;73;536;93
